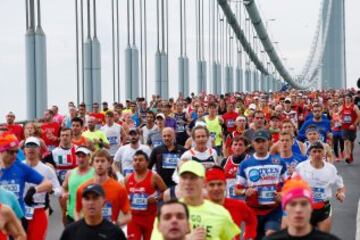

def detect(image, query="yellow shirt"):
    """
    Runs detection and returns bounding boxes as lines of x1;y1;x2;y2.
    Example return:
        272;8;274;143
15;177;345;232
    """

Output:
151;199;240;240
82;130;109;150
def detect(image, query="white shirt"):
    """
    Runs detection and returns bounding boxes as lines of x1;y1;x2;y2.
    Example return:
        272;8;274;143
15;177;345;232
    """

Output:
295;160;344;202
180;148;219;168
101;123;122;156
24;161;62;208
114;143;152;176
141;125;158;144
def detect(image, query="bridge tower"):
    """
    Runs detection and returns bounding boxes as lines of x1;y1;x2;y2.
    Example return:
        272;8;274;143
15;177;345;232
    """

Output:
321;0;346;89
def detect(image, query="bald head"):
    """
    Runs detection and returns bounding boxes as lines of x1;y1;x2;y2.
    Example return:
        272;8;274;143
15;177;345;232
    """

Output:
162;127;176;147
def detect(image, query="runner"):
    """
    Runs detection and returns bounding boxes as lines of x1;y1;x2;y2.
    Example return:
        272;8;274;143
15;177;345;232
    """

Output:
204;102;224;156
223;115;247;157
283;97;298;129
329;101;344;161
236;130;287;239
206;166;257;240
71;117;94;150
221;136;249;199
40;109;61;150
339;93;360;163
0;203;26;240
43;128;78;183
149;127;186;187
76;150;131;226
60;184;126;240
89;102;105;127
125;150;167;240
61;146;95;225
180;125;219;168
157;200;190;240
3;112;24;141
173;101;191;146
264;175;340;240
295;141;345;233
151;160;240;240
148;113;166;148
23;137;62;240
100;111;126;157
243;111;271;144
222;101;239;135
114;127;151;176
82;117;110;150
140;111;158;144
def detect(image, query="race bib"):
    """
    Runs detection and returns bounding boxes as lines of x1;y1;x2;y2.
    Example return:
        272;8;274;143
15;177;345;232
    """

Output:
131;193;148;210
102;202;112;221
226;179;244;200
162;153;179;169
108;136;118;146
25;206;34;220
258;186;276;205
123;168;134;176
57;170;68;183
176;125;185;133
227;120;235;128
153;140;163;148
312;187;325;202
1;183;20;197
343;115;352;124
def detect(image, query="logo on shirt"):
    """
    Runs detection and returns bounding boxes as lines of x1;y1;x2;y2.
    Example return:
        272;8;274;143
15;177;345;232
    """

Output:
249;169;261;182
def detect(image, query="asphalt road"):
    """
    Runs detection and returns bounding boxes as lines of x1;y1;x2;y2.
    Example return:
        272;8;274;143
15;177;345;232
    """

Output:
47;142;360;240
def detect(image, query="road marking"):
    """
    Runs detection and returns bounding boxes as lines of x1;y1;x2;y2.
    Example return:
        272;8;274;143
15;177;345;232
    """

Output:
356;199;360;240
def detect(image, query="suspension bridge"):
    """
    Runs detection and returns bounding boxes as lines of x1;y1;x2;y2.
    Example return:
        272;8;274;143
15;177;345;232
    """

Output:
22;0;346;118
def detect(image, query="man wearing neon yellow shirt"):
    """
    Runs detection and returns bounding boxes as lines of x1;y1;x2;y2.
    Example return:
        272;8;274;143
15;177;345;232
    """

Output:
82;117;110;150
151;160;240;240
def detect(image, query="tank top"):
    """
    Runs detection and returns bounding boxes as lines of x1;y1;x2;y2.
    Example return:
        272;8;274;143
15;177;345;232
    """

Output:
67;167;95;218
341;104;357;130
126;170;157;216
52;146;78;183
189;148;216;169
205;116;223;146
223;156;246;199
292;140;303;156
72;136;88;147
174;113;187;133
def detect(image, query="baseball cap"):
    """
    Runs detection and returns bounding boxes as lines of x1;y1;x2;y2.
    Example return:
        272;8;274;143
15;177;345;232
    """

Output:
282;173;313;209
76;146;91;155
305;125;319;135
82;184;105;198
284;97;292;103
205;167;226;183
248;103;257;111
253;130;269;141
24;137;40;147
0;132;19;152
128;127;138;134
156;113;166;119
179;160;205;178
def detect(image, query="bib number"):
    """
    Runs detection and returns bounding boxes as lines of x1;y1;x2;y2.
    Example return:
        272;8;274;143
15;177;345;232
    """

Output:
131;193;148;211
258;186;276;205
25;206;34;220
102;202;112;221
343;115;352;124
162;154;179;169
312;187;325;202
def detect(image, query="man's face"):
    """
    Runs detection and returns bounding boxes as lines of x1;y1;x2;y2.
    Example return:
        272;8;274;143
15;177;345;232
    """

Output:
93;156;109;176
78;106;86;115
60;130;72;146
0;147;18;165
227;103;234;113
176;102;184;113
92;104;99;113
87;118;96;131
253;113;265;128
193;129;208;147
179;172;203;198
82;193;105;218
105;115;114;125
44;111;53;122
306;131;319;142
206;180;226;203
231;140;246;156
284;101;291;111
310;148;324;161
6;114;15;124
146;113;155;124
282;123;294;134
312;107;322;119
129;131;140;144
345;96;352;104
133;154;148;172
279;135;293;152
71;121;83;135
156;117;165;128
130;104;136;113
24;144;40;159
285;197;312;229
162;129;174;147
158;204;190;240
209;106;217;115
252;139;269;155
76;153;90;168
51;106;59;114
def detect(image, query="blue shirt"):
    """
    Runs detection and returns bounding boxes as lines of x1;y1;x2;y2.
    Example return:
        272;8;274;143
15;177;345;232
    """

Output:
275;154;306;177
0;161;44;212
298;118;332;142
0;186;24;218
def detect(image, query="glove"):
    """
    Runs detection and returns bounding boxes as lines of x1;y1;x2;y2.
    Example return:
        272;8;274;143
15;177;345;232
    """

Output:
24;186;36;206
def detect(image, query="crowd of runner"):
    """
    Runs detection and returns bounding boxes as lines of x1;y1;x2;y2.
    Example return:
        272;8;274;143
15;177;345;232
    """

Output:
1;89;360;240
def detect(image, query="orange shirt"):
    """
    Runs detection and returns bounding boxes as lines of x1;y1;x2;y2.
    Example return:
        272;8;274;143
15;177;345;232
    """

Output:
72;135;88;147
76;178;131;222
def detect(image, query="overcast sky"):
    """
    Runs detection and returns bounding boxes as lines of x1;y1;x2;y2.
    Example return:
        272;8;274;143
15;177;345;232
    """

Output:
0;0;359;121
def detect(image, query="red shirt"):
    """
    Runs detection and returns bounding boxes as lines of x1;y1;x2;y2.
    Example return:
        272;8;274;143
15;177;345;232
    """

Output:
341;104;357;130
222;112;239;133
41;122;60;148
126;170;157;216
6;124;24;141
223;198;257;240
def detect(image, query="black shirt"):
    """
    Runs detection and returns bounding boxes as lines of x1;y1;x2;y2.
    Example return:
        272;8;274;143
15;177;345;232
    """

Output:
60;219;126;240
148;144;186;187
263;228;341;240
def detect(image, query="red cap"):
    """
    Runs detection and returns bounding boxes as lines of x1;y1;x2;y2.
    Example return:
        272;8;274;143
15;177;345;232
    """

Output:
205;167;226;183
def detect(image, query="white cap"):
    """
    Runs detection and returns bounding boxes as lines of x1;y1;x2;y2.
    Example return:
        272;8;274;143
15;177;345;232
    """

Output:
284;97;292;103
249;103;257;110
156;113;166;119
75;146;91;155
24;137;40;147
195;121;207;127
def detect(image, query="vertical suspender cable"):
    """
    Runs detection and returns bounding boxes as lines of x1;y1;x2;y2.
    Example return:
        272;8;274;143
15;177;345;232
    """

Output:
116;0;120;101
180;0;183;56
184;0;187;56
161;0;165;52
144;0;148;99
127;0;130;46
132;0;135;46
80;0;84;102
111;0;116;102
93;0;97;38
140;0;143;96
156;0;160;51
75;0;80;105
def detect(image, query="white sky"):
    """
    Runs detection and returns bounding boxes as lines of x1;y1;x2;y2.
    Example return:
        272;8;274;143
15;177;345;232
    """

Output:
0;0;359;121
